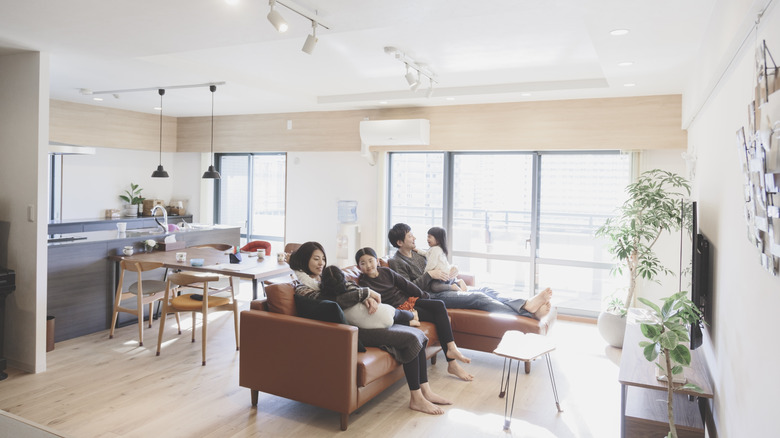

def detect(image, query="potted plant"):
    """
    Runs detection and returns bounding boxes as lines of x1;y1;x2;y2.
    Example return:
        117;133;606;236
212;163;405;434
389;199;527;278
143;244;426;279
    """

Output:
119;183;145;217
595;169;690;347
638;292;704;438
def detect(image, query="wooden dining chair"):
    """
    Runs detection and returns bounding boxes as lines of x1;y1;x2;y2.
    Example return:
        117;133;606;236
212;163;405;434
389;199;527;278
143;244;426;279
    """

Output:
283;242;301;262
156;272;240;365
186;243;236;295
110;260;180;346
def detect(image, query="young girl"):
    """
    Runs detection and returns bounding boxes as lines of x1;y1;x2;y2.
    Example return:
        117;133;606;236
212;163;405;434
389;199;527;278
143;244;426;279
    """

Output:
356;247;474;382
320;265;419;328
416;227;467;292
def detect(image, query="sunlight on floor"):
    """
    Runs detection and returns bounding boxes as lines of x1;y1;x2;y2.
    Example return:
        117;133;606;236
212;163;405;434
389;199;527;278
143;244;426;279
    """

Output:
447;408;559;437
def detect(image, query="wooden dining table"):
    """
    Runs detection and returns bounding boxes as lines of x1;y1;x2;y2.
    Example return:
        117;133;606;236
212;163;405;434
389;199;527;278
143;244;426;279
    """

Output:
111;247;292;300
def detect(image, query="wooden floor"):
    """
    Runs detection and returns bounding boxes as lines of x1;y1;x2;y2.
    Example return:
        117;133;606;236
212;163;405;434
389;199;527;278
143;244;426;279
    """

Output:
1;286;624;437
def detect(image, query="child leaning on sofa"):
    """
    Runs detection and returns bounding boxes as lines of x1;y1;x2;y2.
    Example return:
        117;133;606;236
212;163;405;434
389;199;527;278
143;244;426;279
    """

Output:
320;265;418;328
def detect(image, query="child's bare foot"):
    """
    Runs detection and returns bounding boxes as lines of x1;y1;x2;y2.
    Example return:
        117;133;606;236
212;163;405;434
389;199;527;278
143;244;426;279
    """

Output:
534;302;552;319
409;319;421;327
410;390;444;414
450;283;461;291
457;280;468;291
447;361;474;381
524;288;553;313
421;383;452;405
445;342;471;363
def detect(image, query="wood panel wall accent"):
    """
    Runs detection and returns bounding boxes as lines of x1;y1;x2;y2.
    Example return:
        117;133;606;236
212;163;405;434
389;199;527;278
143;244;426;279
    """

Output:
50;100;177;151
52;95;685;153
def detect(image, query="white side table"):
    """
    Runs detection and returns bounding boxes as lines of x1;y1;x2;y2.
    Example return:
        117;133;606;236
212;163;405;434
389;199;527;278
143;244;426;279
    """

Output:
493;330;562;430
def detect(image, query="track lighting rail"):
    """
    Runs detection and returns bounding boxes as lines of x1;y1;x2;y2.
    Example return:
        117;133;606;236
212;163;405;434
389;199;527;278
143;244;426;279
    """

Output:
80;81;226;96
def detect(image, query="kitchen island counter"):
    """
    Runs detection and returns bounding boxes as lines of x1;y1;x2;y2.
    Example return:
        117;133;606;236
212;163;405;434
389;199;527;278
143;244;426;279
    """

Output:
47;226;240;343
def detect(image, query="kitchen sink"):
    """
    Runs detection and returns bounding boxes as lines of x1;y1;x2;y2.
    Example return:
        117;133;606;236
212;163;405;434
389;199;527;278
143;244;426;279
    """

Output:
177;223;213;232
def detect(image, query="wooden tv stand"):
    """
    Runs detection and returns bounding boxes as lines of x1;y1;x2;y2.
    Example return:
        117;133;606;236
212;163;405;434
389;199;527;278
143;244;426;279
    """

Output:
618;309;713;438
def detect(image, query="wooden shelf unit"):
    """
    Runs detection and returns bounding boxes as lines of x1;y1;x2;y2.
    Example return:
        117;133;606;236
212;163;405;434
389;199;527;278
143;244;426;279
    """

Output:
618;309;713;438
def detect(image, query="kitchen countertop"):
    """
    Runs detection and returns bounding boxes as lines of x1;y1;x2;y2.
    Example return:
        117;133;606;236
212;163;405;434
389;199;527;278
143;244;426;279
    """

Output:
47;224;236;246
48;214;191;225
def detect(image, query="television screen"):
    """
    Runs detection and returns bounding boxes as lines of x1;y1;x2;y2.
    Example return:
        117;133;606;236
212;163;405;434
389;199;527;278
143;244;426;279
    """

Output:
688;201;710;350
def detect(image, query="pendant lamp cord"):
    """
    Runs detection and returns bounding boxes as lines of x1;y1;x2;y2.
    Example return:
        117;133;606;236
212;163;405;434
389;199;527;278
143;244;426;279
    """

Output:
158;88;164;165
210;85;216;166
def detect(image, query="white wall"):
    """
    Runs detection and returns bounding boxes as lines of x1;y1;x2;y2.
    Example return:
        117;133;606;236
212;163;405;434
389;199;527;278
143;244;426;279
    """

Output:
683;1;780;435
0;52;49;372
285;151;379;266
58;149;203;221
633;149;689;305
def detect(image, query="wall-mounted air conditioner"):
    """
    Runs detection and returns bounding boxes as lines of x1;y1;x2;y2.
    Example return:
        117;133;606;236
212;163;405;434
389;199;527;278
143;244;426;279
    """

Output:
359;119;430;165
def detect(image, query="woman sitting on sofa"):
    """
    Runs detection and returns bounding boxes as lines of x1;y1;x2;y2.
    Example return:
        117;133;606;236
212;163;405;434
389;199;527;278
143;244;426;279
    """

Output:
355;247;474;382
288;241;451;415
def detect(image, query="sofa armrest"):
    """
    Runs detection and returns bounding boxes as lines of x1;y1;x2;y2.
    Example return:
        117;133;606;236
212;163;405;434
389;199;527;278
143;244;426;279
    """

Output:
239;309;360;413
456;272;475;286
537;303;557;335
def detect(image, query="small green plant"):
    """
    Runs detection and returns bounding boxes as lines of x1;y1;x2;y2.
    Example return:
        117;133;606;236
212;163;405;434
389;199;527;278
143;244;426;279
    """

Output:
119;183;145;205
605;297;627;317
596;169;690;310
638;291;704;438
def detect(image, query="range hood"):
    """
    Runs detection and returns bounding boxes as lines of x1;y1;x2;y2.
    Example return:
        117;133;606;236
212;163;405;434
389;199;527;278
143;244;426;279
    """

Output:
48;142;96;155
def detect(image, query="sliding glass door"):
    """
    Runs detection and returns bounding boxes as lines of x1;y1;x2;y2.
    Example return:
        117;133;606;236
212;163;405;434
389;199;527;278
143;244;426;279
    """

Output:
389;151;630;316
216;153;286;245
450;153;535;293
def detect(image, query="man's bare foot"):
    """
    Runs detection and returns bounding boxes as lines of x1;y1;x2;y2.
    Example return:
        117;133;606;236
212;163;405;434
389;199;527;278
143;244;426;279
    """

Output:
447;361;474;381
410;390;444;414
534;302;552;319
524;288;553;313
445;342;471;363
421;383;452;405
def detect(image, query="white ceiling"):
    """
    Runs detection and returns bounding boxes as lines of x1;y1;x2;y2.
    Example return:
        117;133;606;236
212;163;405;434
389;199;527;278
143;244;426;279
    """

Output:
0;0;715;117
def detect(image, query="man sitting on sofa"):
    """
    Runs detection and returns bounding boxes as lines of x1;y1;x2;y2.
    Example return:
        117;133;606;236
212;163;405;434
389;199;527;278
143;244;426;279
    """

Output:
387;223;552;319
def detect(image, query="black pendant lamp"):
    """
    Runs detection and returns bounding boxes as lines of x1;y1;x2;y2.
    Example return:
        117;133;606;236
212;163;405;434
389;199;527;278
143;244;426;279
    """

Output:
202;84;221;179
151;88;169;178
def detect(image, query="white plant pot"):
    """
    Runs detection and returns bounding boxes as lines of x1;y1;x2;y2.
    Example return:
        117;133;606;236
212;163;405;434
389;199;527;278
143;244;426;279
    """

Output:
597;310;627;348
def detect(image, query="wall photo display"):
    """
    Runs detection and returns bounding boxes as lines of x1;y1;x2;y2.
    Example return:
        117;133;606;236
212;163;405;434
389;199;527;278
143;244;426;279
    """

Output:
738;40;780;275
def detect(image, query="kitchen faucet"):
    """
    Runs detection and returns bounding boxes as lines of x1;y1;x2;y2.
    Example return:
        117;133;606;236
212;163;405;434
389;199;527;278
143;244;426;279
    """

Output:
151;205;168;233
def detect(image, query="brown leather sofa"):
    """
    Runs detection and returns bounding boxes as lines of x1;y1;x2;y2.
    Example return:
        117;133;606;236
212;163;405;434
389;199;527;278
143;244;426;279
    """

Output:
238;281;442;431
239;265;555;430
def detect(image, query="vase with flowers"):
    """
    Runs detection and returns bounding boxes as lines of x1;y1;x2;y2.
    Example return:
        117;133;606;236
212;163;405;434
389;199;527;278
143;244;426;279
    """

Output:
143;239;158;253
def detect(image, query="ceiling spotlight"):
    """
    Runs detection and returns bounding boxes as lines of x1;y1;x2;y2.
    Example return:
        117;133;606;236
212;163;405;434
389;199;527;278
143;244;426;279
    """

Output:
302;20;318;54
267;0;288;32
405;65;420;89
610;29;629;36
